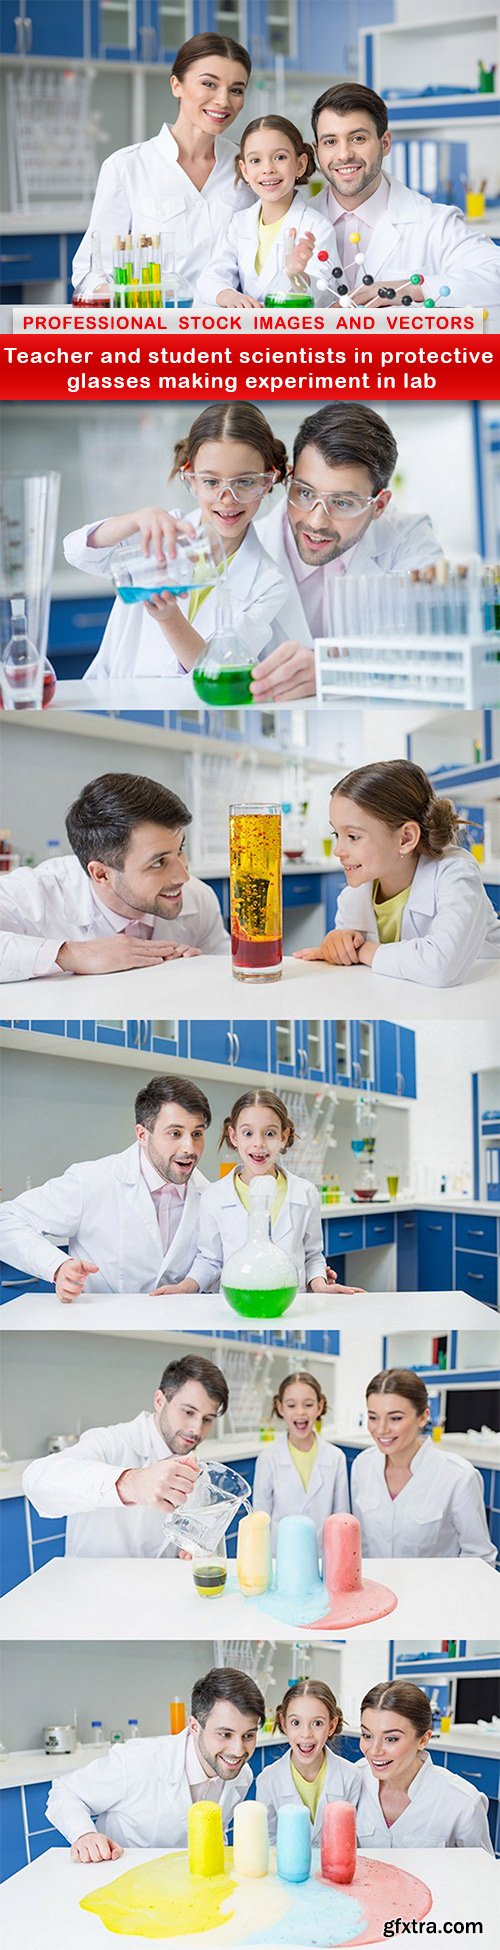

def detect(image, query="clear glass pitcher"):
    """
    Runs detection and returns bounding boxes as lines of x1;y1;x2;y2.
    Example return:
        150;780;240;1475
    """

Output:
0;472;60;708
157;1459;251;1557
110;524;226;604
221;1177;298;1319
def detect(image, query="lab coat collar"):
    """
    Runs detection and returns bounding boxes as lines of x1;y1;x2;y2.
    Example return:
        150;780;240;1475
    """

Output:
219;1167;309;1210
235;188;311;241
155;122;238;172
362;1752;432;1807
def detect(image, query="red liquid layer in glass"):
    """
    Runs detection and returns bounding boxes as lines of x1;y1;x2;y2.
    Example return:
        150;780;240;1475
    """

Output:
231;935;282;970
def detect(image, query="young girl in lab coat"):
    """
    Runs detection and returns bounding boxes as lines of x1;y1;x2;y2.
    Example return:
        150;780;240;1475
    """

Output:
174;1088;364;1296
256;1679;360;1844
63;402;295;682
202;115;335;308
294;759;500;988
350;1368;496;1564
252;1370;350;1554
355;1681;493;1851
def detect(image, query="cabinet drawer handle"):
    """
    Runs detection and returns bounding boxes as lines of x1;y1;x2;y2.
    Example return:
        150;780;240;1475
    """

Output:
428;1225;443;1232
468;1229;485;1237
373;1224;386;1232
467;1272;484;1281
338;1229;354;1238
403;1222;416;1231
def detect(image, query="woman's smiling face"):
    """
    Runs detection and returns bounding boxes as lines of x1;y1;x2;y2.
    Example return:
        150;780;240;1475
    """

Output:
366;1391;428;1463
171;56;249;135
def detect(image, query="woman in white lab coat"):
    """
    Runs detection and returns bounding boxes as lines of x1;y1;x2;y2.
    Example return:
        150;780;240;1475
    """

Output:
202;116;335;307
294;759;500;988
256;1679;360;1845
350;1368;496;1564
355;1681;494;1852
63;402;295;682
167;1087;363;1296
252;1370;349;1554
72;32;254;296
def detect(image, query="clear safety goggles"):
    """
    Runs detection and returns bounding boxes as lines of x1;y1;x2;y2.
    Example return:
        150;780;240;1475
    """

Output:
287;478;379;519
183;469;277;504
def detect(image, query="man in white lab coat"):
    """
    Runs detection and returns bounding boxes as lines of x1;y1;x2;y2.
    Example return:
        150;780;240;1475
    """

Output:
311;81;500;310
0;1073;214;1298
22;1352;230;1558
252;400;442;703
0;770;228;982
46;1667;265;1860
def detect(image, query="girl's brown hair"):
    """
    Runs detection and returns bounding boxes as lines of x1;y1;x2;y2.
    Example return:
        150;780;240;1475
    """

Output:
366;1369;429;1418
172;33;251;84
220;1088;295;1153
237;115;316;184
361;1681;432;1740
272;1370;328;1422
171;403;288;483
275;1678;343;1744
332;760;464;858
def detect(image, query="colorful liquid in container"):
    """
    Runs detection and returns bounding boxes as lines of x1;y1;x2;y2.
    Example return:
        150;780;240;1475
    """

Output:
223;1282;297;1319
192;667;254;707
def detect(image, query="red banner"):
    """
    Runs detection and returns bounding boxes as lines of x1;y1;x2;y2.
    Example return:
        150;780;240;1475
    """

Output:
2;334;499;401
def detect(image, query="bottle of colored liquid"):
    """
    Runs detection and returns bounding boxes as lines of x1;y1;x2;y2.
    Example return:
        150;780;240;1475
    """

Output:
229;803;283;980
169;1697;186;1734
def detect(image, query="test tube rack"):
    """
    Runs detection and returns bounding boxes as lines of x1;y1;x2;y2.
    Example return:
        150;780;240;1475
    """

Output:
7;70;97;210
315;636;500;709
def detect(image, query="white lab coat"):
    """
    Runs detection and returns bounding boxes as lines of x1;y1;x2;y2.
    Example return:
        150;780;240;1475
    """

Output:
334;849;500;989
0;1142;210;1294
252;1431;349;1555
350;1441;496;1565
46;1728;252;1849
189;1167;327;1292
256;1746;360;1845
201;190;335;304
255;496;442;644
314;173;500;305
72;124;253;292
0;852;228;983
22;1410;200;1559
63;511;293;681
353;1753;493;1852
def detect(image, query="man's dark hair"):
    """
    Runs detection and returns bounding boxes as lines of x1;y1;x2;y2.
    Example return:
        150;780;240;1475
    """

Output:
293;404;397;494
191;1667;265;1727
66;773;191;873
312;81;388;143
159;1354;228;1416
135;1075;211;1130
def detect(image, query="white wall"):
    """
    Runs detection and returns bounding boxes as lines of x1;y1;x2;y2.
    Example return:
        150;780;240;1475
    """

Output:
411;1021;500;1196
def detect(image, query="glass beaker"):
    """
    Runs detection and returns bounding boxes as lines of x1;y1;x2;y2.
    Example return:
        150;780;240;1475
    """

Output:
72;231;113;307
158;1459;251;1557
386;1166;399;1197
265;230;314;309
191;1539;228;1600
221;1176;298;1318
110;523;225;604
0;473;60;708
229;803;282;981
353;1159;378;1202
192;601;255;707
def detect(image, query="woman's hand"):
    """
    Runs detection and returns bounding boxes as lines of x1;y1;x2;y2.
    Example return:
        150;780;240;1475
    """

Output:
294;930;366;966
150;1279;201;1295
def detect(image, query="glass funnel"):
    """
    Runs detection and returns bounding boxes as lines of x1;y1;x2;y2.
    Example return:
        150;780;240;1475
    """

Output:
0;473;60;708
222;1177;298;1319
157;1459;251;1557
229;803;283;981
192;601;255;708
110;523;226;604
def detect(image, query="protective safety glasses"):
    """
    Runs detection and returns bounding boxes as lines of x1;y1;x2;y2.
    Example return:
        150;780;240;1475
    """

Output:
287;478;379;519
183;470;277;504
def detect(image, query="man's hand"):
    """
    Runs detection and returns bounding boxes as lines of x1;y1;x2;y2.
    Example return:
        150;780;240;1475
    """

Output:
71;1832;123;1864
151;1278;200;1295
116;1455;200;1510
216;288;264;309
350;278;425;310
250;642;316;703
294;930;366;967
54;1259;99;1303
56;939;191;975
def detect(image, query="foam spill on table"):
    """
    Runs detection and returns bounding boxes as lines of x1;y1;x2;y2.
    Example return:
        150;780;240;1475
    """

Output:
81;1846;432;1945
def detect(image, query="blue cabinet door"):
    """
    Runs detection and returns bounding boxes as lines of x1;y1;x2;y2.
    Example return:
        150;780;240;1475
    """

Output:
0;1498;31;1596
323;872;344;933
269;1021;296;1076
398;1027;417;1099
375;1021;398;1096
0;1787;27;1881
396;1213;418;1290
455;1248;498;1310
189;1021;231;1065
350;1021;375;1092
329;1020;351;1087
297;1020;326;1082
231;1022;269;1072
418;1211;453;1290
0;1;88;55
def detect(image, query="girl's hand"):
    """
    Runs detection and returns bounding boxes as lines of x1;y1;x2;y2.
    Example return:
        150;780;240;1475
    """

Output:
334;1284;366;1294
131;507;195;563
285;228;316;277
309;1276;333;1292
357;941;378;967
216;288;264;310
150;1279;201;1295
294;930;365;967
145;589;182;636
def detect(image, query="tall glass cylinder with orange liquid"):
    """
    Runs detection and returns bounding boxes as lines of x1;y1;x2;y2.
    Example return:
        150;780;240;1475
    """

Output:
229;804;282;981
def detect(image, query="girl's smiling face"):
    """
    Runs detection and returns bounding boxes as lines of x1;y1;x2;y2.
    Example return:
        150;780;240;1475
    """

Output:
283;1695;339;1775
239;127;308;203
330;791;420;892
185;437;276;551
278;1379;320;1447
360;1709;430;1787
228;1104;288;1179
366;1391;428;1465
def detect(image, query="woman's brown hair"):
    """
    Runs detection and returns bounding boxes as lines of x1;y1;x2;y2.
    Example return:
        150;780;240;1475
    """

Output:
366;1369;429;1418
275;1678;343;1743
237;115;316;184
171;403;288;483
171;33;251;84
331;760;465;858
361;1681;432;1739
220;1089;295;1153
272;1370;328;1422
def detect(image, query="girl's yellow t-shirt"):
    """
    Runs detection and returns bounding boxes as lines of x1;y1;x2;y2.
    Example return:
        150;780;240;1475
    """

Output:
290;1752;327;1822
254;209;286;275
372;880;411;944
287;1435;318;1492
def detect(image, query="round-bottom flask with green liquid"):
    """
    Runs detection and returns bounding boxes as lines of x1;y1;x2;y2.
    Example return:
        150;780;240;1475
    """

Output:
192;602;255;708
264;293;314;309
221;1177;299;1319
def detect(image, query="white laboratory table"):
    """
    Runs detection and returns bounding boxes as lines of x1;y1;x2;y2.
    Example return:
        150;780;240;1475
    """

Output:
1;1555;498;1644
1;951;498;1021
3;1847;498;1950
0;1290;494;1338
